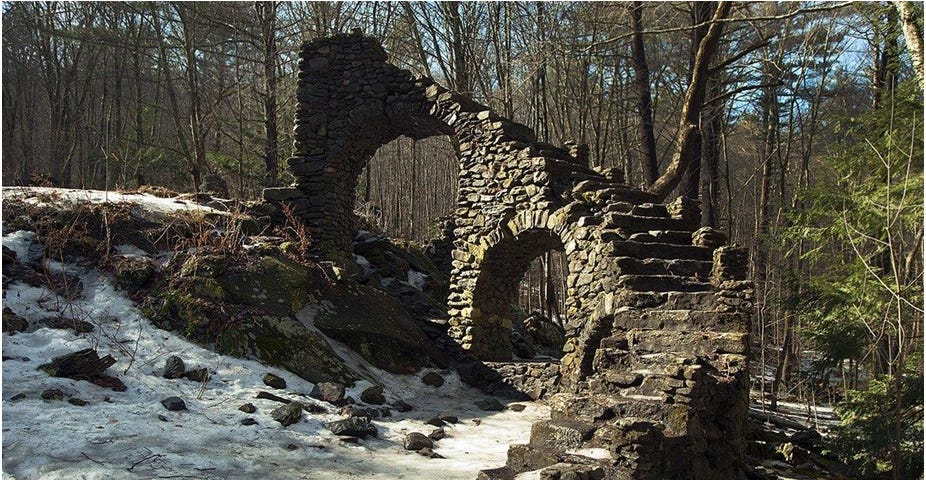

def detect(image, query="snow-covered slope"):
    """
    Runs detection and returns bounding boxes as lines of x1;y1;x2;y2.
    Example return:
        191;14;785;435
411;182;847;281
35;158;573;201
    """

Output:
1;189;548;480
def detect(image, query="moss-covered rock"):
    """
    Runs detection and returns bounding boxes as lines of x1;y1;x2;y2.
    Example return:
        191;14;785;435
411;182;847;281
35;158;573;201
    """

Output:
216;315;357;384
309;283;449;374
110;256;155;293
212;255;318;316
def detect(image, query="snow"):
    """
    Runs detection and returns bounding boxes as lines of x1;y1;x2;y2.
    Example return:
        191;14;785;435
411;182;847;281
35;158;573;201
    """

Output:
2;187;227;215
407;270;427;290
1;230;548;479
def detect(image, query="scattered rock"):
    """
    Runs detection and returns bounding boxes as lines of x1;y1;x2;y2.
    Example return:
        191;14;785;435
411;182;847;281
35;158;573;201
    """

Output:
421;372;445;387
43;316;95;333
161;396;187;411
241;418;258;426
325;417;377;438
271;402;303;427
360;385;385;405
303;402;327;414
285;443;299;451
429;428;446;441
163;356;186;379
508;404;526;412
477;466;516;480
404;432;433;451
157;414;169;422
39;348;115;378
41;389;65;401
239;403;256;413
2;310;29;333
39;348;126;391
417;447;444;459
392;400;414;412
184;368;210;383
425;413;459;427
68;397;89;406
256;391;291;404
475;398;505;411
110;256;155;293
263;373;287;389
309;382;345;405
10;393;26;401
340;405;376;419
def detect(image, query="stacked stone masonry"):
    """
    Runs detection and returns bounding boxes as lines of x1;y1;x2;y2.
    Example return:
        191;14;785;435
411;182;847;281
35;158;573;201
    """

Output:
264;31;753;480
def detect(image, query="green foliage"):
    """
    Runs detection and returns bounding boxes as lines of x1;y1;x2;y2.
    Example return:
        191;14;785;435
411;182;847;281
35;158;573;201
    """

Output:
786;81;923;479
832;374;924;479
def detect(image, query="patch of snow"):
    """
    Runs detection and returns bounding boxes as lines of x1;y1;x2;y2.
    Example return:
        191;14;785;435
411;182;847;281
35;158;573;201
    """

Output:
114;244;150;257
2;186;227;215
407;270;427;290
353;254;371;271
2;230;41;263
2;229;548;479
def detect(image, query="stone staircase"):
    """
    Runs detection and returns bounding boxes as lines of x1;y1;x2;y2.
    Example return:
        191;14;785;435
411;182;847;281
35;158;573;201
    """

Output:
479;202;753;480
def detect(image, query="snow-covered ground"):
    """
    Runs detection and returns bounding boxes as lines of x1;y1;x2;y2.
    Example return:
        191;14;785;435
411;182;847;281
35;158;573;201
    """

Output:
1;207;548;480
2;187;229;216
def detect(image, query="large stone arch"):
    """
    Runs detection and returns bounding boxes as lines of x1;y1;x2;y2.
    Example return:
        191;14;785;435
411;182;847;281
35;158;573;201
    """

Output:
270;32;535;256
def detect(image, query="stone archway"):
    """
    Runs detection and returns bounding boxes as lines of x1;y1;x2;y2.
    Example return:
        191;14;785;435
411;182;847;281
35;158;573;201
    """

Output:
265;32;755;480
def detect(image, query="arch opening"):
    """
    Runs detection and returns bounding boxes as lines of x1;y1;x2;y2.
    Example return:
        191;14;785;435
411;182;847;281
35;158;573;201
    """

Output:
354;135;459;243
469;227;576;361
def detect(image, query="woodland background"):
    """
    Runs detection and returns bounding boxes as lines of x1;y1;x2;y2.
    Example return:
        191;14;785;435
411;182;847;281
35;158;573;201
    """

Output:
2;2;923;478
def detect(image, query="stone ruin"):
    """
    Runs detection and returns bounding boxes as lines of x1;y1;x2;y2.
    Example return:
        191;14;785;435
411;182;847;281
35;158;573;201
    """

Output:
264;31;754;480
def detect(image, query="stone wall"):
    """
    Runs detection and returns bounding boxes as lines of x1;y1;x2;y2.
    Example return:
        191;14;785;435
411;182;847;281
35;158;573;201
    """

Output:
265;32;753;480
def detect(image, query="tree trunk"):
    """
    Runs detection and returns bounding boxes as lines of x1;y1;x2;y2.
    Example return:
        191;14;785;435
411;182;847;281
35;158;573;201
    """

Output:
629;2;659;186
647;2;732;200
256;1;280;185
894;1;924;90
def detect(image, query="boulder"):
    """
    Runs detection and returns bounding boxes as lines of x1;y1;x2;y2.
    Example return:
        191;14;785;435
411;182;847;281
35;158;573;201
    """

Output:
311;283;448;373
163;356;185;379
309;382;346;405
161;396;187;411
360;385;386;405
404;432;433;451
263;373;287;389
110;255;155;293
475;398;506;412
421;372;445;387
271;402;303;427
325;417;377;438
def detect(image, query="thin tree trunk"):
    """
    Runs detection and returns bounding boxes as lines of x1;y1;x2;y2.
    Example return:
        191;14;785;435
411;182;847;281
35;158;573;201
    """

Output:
647;2;732;200
629;1;659;186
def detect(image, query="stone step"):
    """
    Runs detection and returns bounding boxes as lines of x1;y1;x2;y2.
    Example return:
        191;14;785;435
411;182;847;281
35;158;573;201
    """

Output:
616;275;713;293
529;419;597;451
608;240;714;262
611;309;751;332
602;213;688;233
627;329;749;356
612;257;712;278
506;443;607;475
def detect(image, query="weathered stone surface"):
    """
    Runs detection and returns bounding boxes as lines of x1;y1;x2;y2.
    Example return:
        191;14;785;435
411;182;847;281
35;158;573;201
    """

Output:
309;382;346;405
271;402;303;426
325;417;377;438
163;356;185;379
359;385;386;405
403;432;433;451
312;283;448;373
263;373;287;389
161;396;187;411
